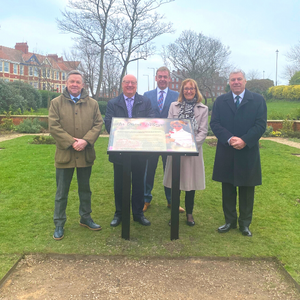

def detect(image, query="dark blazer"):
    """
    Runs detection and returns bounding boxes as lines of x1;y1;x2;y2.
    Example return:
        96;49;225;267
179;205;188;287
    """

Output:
144;88;179;118
104;93;155;164
210;89;267;186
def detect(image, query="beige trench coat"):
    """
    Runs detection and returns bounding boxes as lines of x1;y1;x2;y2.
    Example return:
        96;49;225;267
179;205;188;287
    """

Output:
163;101;208;191
49;88;103;168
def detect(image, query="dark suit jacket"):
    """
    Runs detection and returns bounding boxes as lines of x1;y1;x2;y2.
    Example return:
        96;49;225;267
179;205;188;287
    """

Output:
210;89;267;186
144;88;179;118
104;92;155;164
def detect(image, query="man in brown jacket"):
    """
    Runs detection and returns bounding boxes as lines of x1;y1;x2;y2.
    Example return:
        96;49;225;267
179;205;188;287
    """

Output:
49;70;103;240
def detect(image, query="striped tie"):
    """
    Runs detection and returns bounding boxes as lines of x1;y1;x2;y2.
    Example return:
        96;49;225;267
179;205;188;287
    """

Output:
235;95;240;108
158;91;164;112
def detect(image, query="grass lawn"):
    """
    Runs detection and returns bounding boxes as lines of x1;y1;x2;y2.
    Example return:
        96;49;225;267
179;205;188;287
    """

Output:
265;100;300;120
0;136;300;284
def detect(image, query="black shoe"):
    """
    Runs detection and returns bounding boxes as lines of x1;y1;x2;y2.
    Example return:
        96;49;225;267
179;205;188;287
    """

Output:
239;226;252;237
110;216;121;227
80;218;102;231
133;216;151;226
217;223;237;233
186;214;195;226
53;226;64;240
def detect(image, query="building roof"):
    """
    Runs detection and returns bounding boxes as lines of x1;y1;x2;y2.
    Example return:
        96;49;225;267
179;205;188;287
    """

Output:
0;43;79;72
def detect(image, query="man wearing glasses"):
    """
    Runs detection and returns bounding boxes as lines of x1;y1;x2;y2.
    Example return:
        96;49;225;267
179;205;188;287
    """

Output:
143;67;185;213
104;74;154;227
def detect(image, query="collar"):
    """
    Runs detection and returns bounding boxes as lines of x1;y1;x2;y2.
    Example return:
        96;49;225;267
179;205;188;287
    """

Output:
157;87;168;94
232;90;245;100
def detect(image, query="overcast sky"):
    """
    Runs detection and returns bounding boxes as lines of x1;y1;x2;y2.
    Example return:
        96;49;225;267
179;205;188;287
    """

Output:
1;0;299;93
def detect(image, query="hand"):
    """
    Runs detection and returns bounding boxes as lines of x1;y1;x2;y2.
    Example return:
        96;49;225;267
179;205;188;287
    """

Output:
72;138;88;151
230;136;246;150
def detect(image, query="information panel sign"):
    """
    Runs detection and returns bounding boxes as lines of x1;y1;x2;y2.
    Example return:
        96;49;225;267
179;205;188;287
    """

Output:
107;117;198;155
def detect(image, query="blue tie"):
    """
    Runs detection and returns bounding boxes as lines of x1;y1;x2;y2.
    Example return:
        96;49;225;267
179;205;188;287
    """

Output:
126;98;133;118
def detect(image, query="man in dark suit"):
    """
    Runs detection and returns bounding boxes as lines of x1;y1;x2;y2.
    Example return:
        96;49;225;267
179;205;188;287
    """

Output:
143;67;184;213
104;74;155;227
210;69;267;237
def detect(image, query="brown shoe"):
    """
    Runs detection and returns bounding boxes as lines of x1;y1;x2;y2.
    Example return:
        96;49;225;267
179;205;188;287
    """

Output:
143;202;151;212
167;204;185;213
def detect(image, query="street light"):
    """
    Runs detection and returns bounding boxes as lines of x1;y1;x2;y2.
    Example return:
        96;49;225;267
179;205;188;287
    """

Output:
148;67;156;89
143;74;149;91
275;49;279;86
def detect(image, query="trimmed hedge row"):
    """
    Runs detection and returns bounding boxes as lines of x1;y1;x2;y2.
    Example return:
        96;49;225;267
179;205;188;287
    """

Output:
267;85;300;101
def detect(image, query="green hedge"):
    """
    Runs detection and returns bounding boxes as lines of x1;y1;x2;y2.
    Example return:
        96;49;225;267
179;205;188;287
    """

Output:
98;101;107;115
38;90;61;108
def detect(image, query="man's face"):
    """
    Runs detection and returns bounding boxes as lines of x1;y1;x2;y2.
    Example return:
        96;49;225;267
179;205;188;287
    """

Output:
229;72;246;95
155;70;171;90
66;74;84;97
122;75;137;98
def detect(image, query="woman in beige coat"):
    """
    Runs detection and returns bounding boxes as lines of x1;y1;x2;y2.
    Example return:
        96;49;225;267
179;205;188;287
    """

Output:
163;78;208;226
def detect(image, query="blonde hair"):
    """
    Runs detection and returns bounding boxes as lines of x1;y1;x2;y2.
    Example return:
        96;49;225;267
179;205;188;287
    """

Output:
177;78;203;103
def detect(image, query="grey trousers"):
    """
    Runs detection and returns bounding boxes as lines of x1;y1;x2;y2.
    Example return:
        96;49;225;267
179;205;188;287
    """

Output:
53;167;92;227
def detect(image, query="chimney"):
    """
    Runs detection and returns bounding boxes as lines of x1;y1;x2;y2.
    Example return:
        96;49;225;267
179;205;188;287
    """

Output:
48;54;59;61
15;42;29;54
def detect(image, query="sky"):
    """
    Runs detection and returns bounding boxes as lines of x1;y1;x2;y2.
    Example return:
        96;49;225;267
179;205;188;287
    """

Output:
1;0;299;93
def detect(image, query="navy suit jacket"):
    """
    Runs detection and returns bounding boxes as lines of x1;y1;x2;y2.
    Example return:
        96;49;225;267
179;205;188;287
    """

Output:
144;88;179;118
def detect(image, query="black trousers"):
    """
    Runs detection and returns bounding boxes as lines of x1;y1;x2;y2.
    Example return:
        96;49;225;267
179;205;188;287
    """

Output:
222;182;255;227
113;156;146;219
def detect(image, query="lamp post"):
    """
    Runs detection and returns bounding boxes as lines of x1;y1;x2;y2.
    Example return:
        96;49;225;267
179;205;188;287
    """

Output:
143;74;149;91
148;67;156;89
275;49;279;86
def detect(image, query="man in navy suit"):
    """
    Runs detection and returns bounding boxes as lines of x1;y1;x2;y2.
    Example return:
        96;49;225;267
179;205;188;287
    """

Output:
143;66;184;213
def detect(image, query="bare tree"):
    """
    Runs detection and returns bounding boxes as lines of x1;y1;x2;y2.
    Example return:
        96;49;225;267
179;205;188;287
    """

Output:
286;40;300;70
112;0;174;94
57;0;118;100
246;69;260;80
163;30;231;103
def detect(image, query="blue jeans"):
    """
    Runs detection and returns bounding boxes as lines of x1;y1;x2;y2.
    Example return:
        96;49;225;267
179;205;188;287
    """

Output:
53;167;92;227
144;154;171;204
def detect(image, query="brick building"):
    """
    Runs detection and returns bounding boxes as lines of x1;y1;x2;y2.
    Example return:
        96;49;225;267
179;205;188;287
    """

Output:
169;70;227;99
0;42;80;93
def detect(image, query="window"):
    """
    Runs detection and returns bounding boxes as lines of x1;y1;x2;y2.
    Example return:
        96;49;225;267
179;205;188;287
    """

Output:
13;64;18;74
20;65;24;75
62;85;65;91
34;67;39;77
29;66;33;76
56;85;59;92
217;86;220;90
34;82;38;89
43;83;46;90
176;78;179;82
56;72;59;80
62;72;65;80
4;62;9;73
43;69;46;77
172;84;174;89
47;69;50;78
0;62;2;72
176;84;178;89
52;71;54;79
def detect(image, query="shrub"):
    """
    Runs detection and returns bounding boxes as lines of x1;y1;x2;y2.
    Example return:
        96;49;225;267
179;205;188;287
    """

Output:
262;126;273;137
271;131;282;137
9;81;42;110
0;80;27;113
16;118;42;133
267;85;300;101
268;111;286;120
0;111;15;131
31;135;56;144
98;101;107;115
